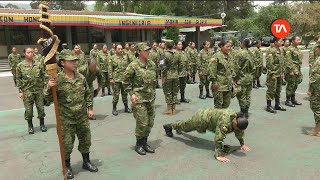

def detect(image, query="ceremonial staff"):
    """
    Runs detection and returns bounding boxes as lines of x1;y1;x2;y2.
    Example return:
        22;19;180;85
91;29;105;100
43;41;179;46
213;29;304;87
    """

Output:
37;3;67;180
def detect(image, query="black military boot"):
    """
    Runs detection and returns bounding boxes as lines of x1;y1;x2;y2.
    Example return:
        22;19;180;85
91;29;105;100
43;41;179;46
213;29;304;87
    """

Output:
240;108;246;115
180;92;190;103
101;88;105;97
253;80;258;89
257;79;263;87
206;89;213;98
112;103;118;116
156;82;161;89
82;153;98;172
27;120;34;134
285;95;295;107
107;87;112;95
143;137;155;153
291;95;302;105
199;88;206;99
245;107;249;117
39;118;47;132
275;98;286;111
135;138;146;155
163;124;173;137
193;76;196;83
65;159;74;179
266;100;276;113
124;103;132;113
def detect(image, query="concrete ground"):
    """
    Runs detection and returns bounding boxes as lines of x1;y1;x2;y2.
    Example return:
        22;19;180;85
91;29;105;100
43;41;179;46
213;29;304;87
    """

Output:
0;52;319;180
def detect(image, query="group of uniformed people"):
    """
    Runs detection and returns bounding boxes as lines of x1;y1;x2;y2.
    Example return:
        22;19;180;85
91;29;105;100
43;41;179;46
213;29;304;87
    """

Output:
7;34;320;178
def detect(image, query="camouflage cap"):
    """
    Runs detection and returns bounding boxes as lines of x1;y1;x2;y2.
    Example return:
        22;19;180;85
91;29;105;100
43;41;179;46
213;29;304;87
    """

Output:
136;42;151;51
164;39;174;46
57;54;79;67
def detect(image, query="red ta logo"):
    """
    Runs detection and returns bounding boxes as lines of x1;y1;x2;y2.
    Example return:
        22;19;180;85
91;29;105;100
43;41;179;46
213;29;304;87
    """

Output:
271;19;290;38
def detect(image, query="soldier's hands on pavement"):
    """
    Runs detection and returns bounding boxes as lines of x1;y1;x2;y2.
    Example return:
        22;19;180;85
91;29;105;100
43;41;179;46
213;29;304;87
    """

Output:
307;91;312;97
240;145;251;151
19;92;24;99
289;72;294;76
212;82;219;90
88;110;94;119
110;79;115;84
216;156;230;163
272;75;276;80
131;94;137;105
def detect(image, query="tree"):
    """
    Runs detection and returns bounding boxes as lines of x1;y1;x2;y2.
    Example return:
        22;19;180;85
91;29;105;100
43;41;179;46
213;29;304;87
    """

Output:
0;4;4;8
4;3;20;9
166;26;179;42
30;0;86;11
94;0;106;11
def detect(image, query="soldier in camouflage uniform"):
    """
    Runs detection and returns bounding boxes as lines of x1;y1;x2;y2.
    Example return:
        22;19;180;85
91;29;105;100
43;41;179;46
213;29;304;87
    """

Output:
123;42;157;155
163;108;250;163
8;47;22;86
124;43;136;63
149;42;161;88
46;54;98;179
98;44;112;96
176;41;190;103
16;48;47;134
123;43;130;55
60;43;73;57
108;44;132;116
184;41;192;54
161;40;180;115
109;43;116;56
187;42;198;84
90;44;100;59
78;58;103;120
265;38;287;113
251;40;264;88
198;41;214;99
307;44;320;137
209;40;234;109
284;36;303;107
33;47;43;63
309;37;320;69
234;39;256;116
73;44;86;69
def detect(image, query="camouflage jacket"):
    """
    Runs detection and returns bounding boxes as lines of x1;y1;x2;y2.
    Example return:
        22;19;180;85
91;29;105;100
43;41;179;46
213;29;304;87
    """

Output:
109;49;116;56
149;48;160;68
184;46;191;54
45;71;93;124
198;49;213;75
161;50;179;79
78;66;103;89
309;46;320;66
8;53;22;69
90;49;100;59
123;58;157;103
74;52;86;69
208;51;234;91
309;57;320;96
195;108;244;157
124;50;136;64
234;48;256;85
285;46;302;74
176;50;188;77
266;47;285;77
108;54;130;82
16;60;45;93
97;50;110;72
186;48;198;64
250;47;263;67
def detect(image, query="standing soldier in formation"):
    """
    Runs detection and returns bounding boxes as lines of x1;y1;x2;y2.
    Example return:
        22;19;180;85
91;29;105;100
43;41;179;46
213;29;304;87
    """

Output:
282;39;291;52
163;108;250;163
73;44;86;69
79;58;103;120
46;54;98;179
161;40;179;115
16;47;47;134
284;36;303;107
108;44;132;116
176;41;190;103
60;43;73;56
8;47;22;86
109;43;116;56
198;41;213;99
307;44;320;137
123;42;157;155
124;43;136;63
209;40;234;109
90;44;100;59
251;40;264;88
149;41;161;88
98;44;112;96
123;43;130;55
265;38;286;113
33;47;43;63
234;39;255;116
187;42;198;84
184;41;192;54
309;37;320;68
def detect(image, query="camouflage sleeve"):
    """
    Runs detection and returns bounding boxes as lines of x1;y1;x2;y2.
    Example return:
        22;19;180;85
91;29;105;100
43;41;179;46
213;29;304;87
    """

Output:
43;81;53;106
208;56;218;84
266;52;275;75
234;130;245;145
161;53;170;78
309;47;315;66
8;55;12;68
84;78;93;110
214;123;227;157
309;61;320;93
123;63;135;96
197;53;202;71
108;57;114;80
16;64;22;92
285;49;294;73
97;70;103;88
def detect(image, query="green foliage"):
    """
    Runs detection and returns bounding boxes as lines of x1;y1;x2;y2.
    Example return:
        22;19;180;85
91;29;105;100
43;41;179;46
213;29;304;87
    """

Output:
166;27;179;41
30;0;86;11
4;3;20;9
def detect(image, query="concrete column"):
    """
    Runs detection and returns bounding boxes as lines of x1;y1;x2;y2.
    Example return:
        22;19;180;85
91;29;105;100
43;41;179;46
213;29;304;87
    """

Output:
195;26;200;51
87;27;92;51
66;26;72;49
4;26;11;54
104;29;112;48
146;29;152;44
141;29;145;42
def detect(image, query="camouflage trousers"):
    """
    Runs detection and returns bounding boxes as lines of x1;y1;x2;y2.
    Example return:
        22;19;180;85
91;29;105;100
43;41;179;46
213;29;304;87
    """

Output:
101;72;110;89
133;101;155;139
285;74;301;96
179;76;187;94
172;109;208;133
236;84;252;109
61;114;91;160
163;78;179;105
310;94;320;126
199;74;210;90
189;64;197;77
22;91;45;120
255;66;263;79
213;90;232;108
112;82;128;104
266;75;282;101
11;68;17;85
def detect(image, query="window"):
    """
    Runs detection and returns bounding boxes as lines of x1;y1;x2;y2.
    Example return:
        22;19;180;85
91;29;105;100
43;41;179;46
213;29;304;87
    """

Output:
111;29;121;42
75;26;88;44
91;27;104;43
0;26;5;45
10;26;29;45
127;29;140;42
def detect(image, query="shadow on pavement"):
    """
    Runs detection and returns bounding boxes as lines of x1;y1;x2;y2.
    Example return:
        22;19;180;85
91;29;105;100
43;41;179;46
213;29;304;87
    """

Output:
300;126;313;135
